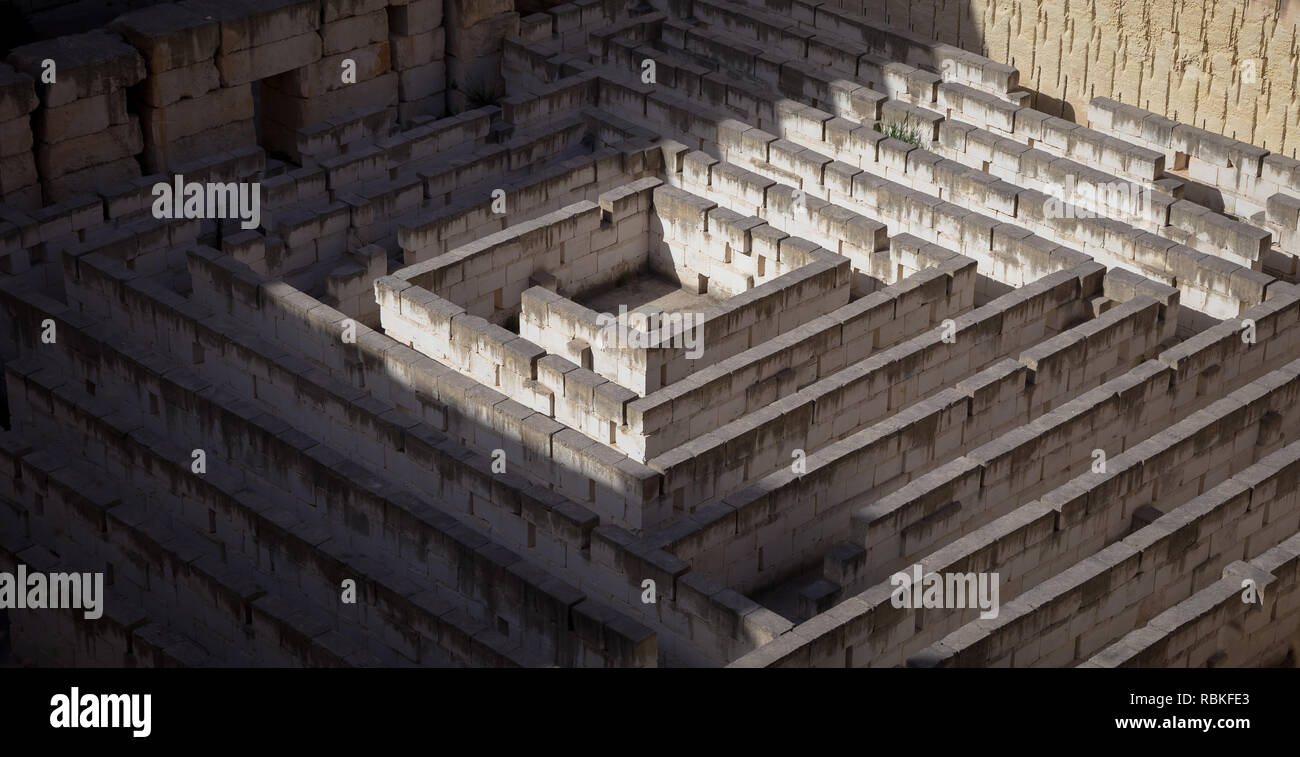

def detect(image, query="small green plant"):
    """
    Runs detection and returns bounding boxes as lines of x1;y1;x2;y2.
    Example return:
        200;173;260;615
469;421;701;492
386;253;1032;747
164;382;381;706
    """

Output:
874;114;926;146
615;271;630;288
462;78;506;109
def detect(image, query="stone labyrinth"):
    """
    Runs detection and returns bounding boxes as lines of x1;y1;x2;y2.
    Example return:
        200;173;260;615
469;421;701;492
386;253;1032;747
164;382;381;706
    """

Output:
1;0;1299;668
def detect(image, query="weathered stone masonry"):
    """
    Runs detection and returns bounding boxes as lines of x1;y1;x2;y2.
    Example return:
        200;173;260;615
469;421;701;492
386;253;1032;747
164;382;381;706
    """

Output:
1;0;1299;668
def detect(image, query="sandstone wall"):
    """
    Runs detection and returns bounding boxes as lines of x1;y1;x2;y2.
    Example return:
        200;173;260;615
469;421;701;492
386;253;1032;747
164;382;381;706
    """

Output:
841;0;1300;158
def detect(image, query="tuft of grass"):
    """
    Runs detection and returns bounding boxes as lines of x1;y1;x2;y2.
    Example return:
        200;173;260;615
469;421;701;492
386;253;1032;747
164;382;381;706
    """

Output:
461;78;506;109
874;114;926;146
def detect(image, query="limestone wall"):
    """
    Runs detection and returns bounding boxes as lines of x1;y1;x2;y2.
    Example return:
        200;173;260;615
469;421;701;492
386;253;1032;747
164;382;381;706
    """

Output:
389;0;448;121
511;190;849;398
733;434;1300;668
1088;534;1300;668
661;270;1177;593
1091;96;1300;279
851;291;1300;586
179;254;660;531
0;0;528;210
914;432;1300;668
397;193;649;321
3;267;697;666
624;257;974;461
397;141;653;264
653;179;851;295
837;0;1300;161
600;14;1283;321
0;540;212;667
933;106;1272;274
6;31;145;203
11;262;795;665
378;276;649;479
837;348;1300;601
0;64;41;208
602;77;1089;298
0;429;516;667
648;264;1099;542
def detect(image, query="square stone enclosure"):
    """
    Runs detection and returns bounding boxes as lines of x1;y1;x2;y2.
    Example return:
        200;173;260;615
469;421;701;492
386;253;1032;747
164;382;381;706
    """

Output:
376;179;854;461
